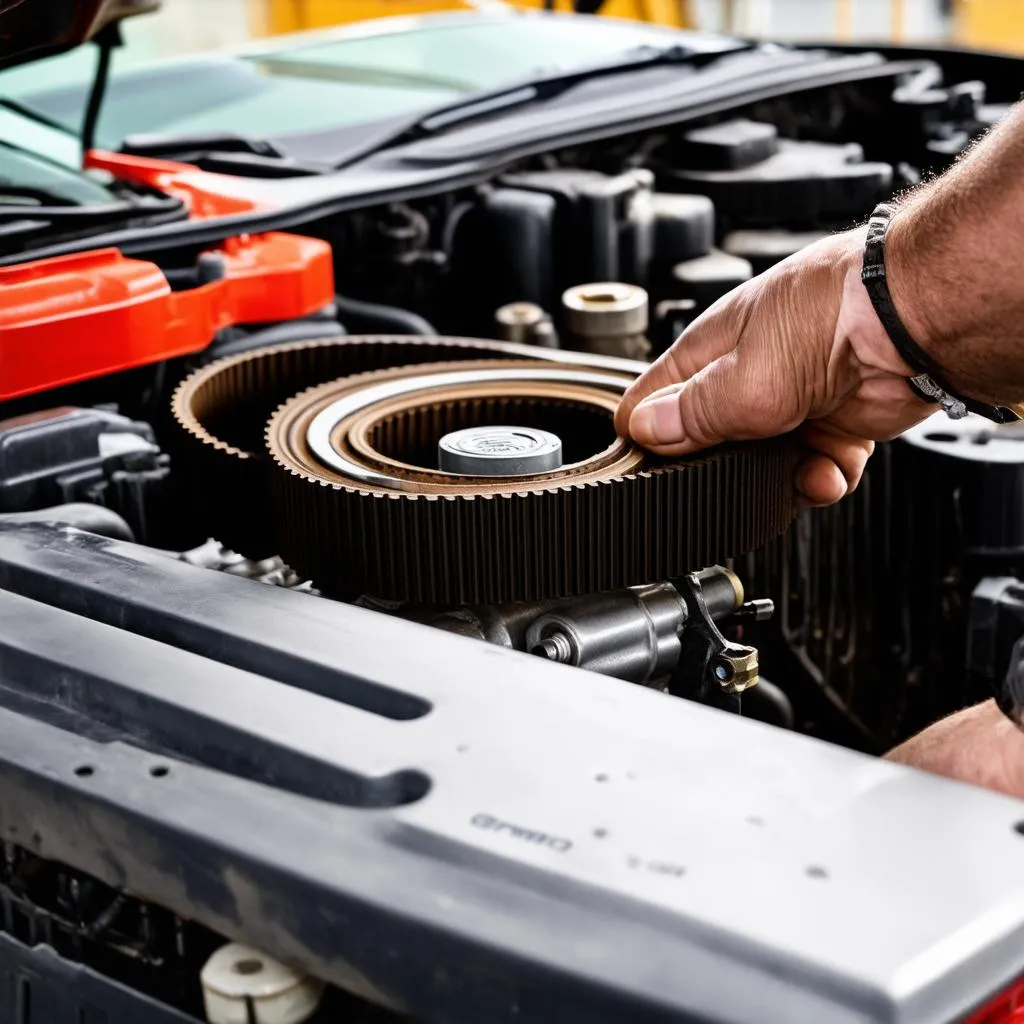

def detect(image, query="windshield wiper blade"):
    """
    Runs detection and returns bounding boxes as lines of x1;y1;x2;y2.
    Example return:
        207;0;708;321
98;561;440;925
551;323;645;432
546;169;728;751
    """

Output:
374;42;751;147
122;130;286;160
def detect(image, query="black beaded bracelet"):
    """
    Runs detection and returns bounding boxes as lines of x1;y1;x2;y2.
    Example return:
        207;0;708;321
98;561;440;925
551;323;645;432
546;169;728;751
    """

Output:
861;203;1019;425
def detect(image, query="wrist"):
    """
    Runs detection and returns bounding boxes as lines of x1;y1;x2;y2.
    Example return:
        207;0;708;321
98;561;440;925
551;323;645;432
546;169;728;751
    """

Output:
835;231;917;380
858;203;1021;421
885;204;946;372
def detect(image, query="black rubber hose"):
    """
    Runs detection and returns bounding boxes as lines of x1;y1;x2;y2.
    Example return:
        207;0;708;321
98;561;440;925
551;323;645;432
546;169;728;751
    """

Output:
741;678;796;730
333;293;436;336
209;318;346;359
0;504;134;543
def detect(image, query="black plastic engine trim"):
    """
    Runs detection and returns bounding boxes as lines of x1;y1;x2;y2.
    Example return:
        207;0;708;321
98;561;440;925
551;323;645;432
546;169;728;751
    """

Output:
0;931;198;1024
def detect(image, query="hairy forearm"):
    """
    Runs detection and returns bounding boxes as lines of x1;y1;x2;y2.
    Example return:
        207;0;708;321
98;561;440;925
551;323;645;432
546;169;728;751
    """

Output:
885;699;1024;796
886;101;1024;404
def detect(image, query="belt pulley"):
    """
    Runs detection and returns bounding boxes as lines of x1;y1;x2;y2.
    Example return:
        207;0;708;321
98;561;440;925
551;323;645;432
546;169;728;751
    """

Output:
172;336;799;604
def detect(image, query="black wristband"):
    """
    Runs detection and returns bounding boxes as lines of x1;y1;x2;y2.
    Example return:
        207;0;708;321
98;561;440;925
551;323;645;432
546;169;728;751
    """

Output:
861;203;1019;425
997;634;1024;729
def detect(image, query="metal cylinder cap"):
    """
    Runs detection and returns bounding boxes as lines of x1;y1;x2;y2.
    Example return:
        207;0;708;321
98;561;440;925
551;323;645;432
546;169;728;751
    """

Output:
495;302;547;345
562;282;648;339
438;425;563;477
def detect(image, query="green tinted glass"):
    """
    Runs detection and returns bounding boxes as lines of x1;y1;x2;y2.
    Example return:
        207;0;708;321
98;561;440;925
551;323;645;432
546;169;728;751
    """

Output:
0;14;683;155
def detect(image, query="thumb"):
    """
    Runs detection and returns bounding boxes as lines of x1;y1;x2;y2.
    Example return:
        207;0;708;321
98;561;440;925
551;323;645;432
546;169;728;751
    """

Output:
628;352;786;456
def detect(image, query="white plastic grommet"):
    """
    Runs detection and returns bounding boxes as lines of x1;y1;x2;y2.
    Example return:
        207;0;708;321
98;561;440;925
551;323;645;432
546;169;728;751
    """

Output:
201;943;324;1024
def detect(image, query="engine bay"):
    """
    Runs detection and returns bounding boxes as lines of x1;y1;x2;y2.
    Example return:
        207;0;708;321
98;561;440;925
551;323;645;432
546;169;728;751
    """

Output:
3;23;1024;1022
3;55;1017;746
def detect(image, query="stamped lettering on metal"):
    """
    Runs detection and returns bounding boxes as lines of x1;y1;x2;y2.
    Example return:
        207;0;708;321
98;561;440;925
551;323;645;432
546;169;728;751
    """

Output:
470;813;573;853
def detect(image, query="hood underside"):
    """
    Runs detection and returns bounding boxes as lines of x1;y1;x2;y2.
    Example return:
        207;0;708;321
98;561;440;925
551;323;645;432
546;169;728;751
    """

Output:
0;0;159;70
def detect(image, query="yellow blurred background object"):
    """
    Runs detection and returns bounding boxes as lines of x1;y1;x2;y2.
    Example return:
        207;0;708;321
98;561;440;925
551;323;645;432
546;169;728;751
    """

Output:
953;0;1024;54
251;0;1024;55
255;0;698;33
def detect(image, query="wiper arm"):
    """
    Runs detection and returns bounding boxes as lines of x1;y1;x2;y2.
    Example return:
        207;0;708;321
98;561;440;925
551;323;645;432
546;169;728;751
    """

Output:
366;42;752;151
122;130;286;160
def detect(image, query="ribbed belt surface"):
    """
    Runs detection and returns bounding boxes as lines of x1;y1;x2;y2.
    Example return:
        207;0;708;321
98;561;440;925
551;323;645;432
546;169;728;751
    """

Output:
172;337;800;603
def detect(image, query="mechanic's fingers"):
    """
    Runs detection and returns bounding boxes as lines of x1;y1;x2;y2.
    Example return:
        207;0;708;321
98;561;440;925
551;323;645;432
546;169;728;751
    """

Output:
795;456;849;507
797;422;874;496
627;350;793;455
615;306;742;436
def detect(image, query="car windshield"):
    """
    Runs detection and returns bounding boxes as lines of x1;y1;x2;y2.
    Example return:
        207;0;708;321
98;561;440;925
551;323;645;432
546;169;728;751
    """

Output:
0;14;702;157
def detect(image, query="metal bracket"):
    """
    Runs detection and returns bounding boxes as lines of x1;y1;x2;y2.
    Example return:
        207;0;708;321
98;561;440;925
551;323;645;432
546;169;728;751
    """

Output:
673;571;760;704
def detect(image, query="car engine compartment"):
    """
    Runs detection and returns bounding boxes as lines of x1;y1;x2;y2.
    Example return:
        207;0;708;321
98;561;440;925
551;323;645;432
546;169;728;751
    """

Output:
3;31;1024;1023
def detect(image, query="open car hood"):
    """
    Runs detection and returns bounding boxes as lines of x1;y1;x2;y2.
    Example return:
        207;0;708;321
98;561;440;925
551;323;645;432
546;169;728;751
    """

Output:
0;0;159;69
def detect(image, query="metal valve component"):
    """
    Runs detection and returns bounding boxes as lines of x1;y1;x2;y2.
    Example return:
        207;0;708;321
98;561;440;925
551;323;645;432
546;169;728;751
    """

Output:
526;582;688;686
438;425;563;476
562;282;650;359
416;565;771;701
495;302;559;348
675;570;762;705
521;567;754;688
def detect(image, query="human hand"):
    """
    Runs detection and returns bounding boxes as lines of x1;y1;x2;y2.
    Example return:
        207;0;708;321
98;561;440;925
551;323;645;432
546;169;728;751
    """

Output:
884;700;1024;798
615;229;936;506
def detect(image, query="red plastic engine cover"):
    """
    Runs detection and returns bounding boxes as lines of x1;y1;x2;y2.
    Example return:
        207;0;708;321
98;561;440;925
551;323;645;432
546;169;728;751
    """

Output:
0;154;334;401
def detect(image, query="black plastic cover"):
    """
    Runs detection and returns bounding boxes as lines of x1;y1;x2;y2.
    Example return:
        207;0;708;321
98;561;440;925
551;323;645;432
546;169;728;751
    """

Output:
898;417;1024;557
671;119;780;170
661;120;894;228
721;228;829;275
497;168;654;285
449;169;656;332
651;192;715;264
0;931;197;1024
0;407;170;543
448;187;558;326
669;248;753;310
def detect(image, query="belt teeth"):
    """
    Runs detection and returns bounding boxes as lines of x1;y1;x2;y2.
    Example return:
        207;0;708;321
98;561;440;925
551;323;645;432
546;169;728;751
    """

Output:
171;336;800;604
267;444;798;604
171;336;526;558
